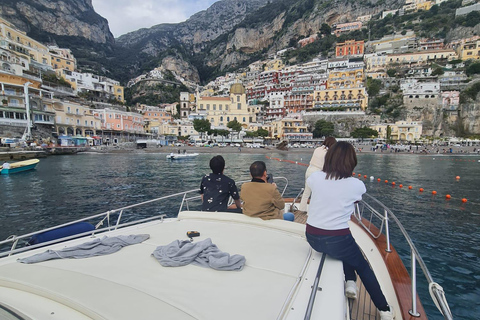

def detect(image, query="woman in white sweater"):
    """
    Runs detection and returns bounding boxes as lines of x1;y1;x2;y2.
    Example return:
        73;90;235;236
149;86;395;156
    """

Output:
297;137;336;212
305;141;394;320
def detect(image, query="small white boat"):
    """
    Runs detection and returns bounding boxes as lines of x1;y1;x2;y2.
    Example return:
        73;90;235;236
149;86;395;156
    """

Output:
166;152;199;160
0;178;452;320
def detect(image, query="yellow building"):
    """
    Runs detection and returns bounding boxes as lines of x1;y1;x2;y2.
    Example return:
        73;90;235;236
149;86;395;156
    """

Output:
49;46;76;72
370;120;422;142
52;100;101;136
270;114;311;141
0;17;52;70
264;59;285;71
327;67;365;89
197;83;256;127
313;87;368;111
455;38;480;61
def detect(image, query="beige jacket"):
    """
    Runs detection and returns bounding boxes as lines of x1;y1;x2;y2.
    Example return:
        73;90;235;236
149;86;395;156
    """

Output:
309;145;328;170
240;181;285;220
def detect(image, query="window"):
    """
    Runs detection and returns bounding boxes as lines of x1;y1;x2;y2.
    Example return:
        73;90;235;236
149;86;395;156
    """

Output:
237;103;241;110
219;104;222;110
117;124;120;128
237;96;240;102
207;104;210;110
77;119;80;125
213;104;216;110
243;117;246;122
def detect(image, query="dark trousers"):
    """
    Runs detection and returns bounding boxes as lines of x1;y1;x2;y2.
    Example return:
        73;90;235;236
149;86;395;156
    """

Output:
306;232;389;311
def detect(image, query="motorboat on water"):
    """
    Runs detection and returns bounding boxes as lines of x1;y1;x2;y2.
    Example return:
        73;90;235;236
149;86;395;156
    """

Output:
0;158;39;175
0;177;452;320
166;152;199;160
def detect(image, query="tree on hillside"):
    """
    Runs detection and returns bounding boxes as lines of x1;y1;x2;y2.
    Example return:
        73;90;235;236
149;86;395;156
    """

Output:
351;127;379;139
366;78;382;97
312;120;334;138
466;62;480;76
320;23;331;36
193;119;211;140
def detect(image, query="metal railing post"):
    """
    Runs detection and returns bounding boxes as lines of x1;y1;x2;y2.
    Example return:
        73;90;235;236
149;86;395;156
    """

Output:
384;209;392;252
409;251;421;317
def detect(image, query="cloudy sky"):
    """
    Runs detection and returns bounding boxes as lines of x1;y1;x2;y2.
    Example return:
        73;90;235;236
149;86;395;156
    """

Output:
92;0;218;38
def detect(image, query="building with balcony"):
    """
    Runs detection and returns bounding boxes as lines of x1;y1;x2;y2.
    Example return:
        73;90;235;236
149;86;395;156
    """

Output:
313;87;368;111
328;67;365;89
270;113;311;141
93;108;144;135
52;100;101;136
365;50;457;71
335;40;365;57
49;46;76;72
333;22;363;37
454;37;480;61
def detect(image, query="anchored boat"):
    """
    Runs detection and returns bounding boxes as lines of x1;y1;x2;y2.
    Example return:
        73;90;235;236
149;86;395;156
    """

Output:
0;158;39;175
0;178;452;320
166;152;199;160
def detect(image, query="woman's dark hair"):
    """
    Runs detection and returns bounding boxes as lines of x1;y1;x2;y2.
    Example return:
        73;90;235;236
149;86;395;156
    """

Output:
210;155;225;174
323;137;337;148
322;141;357;180
250;161;266;178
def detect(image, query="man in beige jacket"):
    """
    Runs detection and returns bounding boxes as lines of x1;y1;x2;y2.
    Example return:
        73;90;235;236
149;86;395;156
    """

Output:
241;161;293;221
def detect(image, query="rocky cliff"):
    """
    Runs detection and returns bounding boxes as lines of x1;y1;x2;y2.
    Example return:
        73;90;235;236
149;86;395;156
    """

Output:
0;0;114;46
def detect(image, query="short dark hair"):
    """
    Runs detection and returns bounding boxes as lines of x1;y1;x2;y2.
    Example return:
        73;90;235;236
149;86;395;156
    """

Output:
323;137;337;148
210;155;225;174
250;161;266;178
323;141;357;180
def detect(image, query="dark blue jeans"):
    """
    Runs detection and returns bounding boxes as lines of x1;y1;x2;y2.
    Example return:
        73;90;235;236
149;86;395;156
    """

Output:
306;232;389;311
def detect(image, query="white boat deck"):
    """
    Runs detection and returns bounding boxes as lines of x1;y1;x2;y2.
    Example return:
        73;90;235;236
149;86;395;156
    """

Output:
0;212;345;320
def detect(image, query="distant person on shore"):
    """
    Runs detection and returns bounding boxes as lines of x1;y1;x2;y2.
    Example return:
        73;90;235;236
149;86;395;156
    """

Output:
200;155;241;212
241;161;294;221
297;137;337;213
305;141;394;320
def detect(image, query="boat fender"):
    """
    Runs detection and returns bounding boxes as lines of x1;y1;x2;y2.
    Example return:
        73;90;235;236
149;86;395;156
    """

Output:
27;222;95;245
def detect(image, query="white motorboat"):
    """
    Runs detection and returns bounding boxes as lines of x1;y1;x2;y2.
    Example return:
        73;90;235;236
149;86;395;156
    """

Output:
166;152;199;160
0;178;452;320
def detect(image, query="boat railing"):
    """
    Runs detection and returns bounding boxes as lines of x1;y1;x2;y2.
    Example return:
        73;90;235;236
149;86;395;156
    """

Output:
354;193;453;320
0;177;290;259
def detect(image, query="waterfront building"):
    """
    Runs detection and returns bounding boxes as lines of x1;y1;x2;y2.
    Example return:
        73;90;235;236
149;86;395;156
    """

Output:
265;95;285;122
197;83;256;127
370;120;422;142
93;108;144;135
312;87;368;111
142;106;172;135
335;40;365;57
0;78;55;137
52;100;101;137
270;113;311;141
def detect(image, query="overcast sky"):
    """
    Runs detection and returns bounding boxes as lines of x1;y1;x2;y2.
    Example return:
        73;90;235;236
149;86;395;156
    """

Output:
92;0;218;38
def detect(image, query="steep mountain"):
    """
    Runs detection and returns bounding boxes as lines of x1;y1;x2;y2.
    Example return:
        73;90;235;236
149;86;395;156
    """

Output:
110;0;404;84
0;0;114;60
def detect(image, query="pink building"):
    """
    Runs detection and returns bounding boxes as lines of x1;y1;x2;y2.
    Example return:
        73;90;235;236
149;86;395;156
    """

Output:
94;109;144;133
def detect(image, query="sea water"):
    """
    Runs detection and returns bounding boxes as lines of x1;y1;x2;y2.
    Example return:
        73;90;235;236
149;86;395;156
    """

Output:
1;151;479;319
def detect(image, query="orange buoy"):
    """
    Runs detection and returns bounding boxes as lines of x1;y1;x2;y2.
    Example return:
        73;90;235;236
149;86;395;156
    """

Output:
392;182;396;186
352;172;355;176
419;188;424;192
399;184;403;188
462;198;468;203
358;174;361;177
384;180;388;183
408;186;413;189
456;176;460;180
364;175;367;178
377;178;381;182
446;194;451;199
432;191;437;195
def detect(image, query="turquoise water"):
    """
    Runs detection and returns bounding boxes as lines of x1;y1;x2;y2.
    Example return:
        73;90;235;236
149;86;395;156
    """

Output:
1;151;479;319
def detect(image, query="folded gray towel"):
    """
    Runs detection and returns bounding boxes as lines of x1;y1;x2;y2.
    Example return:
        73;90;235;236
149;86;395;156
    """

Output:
152;238;245;271
18;234;150;264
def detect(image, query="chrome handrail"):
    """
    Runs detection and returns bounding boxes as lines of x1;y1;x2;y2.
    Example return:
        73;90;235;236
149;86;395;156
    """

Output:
1;177;289;258
355;193;453;320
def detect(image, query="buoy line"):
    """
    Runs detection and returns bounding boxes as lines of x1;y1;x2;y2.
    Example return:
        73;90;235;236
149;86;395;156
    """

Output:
266;155;469;204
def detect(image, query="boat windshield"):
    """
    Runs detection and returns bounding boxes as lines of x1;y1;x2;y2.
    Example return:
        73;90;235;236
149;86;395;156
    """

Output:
0;304;29;320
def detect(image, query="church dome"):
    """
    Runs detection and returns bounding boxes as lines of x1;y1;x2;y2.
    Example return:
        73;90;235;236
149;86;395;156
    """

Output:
230;83;245;95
